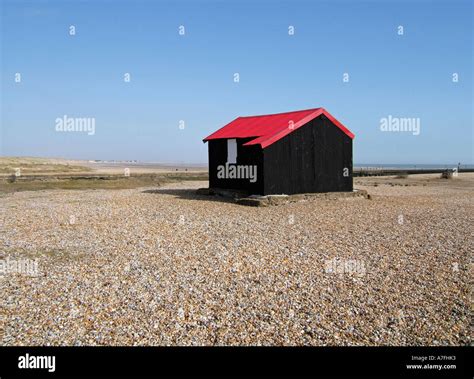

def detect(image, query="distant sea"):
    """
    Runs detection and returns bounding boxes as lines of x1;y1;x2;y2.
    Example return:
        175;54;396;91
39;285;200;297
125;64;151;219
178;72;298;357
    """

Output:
355;164;474;170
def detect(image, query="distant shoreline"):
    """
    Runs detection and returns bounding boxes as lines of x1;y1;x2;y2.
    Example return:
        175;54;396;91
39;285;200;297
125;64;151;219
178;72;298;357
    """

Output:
1;157;473;171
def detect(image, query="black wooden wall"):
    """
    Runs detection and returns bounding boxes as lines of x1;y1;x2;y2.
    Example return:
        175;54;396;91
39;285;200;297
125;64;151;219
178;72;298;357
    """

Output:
263;115;353;194
208;137;264;194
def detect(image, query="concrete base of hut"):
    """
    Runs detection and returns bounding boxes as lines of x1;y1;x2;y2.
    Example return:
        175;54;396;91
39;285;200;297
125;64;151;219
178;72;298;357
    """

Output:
196;187;370;206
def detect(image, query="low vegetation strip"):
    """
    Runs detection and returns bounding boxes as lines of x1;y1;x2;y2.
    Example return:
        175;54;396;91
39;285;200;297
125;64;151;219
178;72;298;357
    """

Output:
0;157;92;175
0;173;209;193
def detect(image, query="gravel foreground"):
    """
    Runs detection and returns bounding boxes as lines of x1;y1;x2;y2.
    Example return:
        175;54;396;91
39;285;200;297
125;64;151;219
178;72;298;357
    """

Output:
1;175;472;346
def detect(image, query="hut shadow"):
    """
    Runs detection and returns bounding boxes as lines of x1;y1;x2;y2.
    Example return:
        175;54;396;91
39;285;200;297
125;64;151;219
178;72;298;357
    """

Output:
141;188;237;204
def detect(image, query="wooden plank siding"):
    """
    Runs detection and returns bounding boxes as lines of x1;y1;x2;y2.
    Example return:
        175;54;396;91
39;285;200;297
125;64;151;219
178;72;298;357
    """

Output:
264;115;353;194
208;137;264;194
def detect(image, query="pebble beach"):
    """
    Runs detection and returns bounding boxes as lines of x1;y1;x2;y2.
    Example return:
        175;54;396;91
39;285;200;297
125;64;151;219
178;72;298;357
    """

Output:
1;174;472;346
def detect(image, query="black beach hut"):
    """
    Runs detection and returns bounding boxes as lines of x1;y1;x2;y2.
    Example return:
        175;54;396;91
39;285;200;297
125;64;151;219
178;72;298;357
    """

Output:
203;107;354;195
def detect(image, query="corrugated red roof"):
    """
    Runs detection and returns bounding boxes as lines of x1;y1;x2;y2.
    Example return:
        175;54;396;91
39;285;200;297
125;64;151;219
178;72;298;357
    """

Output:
203;108;354;148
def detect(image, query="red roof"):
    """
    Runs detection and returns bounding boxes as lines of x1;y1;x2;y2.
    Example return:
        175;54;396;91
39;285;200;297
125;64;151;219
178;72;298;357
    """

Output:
203;108;354;148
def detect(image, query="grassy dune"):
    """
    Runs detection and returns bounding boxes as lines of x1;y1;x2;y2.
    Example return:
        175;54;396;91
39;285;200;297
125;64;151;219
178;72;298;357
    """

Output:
0;157;208;193
0;157;92;175
0;174;208;193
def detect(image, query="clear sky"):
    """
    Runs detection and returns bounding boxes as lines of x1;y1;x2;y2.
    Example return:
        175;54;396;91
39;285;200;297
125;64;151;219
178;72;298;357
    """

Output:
1;0;472;164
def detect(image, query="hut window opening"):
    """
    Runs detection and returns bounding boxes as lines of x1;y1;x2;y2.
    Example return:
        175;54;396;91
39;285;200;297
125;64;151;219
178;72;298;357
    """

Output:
227;139;237;164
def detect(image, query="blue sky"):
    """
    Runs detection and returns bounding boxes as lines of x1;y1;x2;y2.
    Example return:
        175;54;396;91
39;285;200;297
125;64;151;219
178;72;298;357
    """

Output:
1;0;472;164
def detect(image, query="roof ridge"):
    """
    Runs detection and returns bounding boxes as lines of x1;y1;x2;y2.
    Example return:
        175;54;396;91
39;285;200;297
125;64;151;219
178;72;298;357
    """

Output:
238;107;321;118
